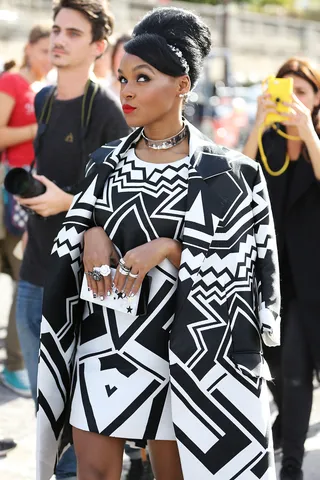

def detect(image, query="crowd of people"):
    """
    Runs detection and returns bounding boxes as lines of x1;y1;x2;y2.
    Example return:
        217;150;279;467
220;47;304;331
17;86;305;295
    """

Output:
0;1;319;480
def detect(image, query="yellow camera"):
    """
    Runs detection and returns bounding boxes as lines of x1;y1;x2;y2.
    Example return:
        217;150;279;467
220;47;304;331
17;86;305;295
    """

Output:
263;76;293;126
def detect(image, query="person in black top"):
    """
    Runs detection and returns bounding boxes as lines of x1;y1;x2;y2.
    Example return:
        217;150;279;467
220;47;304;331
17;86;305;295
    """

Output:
243;57;320;480
15;0;129;479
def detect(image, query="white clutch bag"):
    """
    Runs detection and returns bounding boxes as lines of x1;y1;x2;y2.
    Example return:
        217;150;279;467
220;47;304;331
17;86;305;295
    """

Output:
80;267;151;317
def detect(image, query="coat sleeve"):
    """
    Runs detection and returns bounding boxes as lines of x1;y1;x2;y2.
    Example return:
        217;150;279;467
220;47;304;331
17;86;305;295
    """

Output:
252;163;281;347
38;171;100;480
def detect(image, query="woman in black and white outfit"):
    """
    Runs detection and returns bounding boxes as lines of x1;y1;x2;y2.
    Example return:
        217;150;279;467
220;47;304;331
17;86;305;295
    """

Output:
37;7;281;480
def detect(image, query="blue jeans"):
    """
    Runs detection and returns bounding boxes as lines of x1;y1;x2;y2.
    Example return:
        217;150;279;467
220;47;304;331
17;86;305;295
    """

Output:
16;280;77;479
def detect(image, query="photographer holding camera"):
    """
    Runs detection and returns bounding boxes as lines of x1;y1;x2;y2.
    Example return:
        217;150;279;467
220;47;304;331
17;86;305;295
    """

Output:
243;57;320;480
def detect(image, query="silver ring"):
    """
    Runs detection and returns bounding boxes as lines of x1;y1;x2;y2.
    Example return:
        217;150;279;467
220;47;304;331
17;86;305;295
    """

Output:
119;266;130;276
119;258;130;271
93;265;111;277
120;265;131;273
129;272;139;279
88;271;103;282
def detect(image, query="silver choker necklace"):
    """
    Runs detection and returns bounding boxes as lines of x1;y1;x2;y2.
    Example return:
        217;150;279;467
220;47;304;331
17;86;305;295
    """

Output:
142;125;187;150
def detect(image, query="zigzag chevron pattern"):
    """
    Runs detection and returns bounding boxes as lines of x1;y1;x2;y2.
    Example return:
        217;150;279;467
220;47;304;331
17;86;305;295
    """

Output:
36;126;280;480
69;148;186;445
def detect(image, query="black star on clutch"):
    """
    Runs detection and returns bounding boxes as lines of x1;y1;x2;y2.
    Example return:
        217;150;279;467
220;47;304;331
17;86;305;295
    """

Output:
127;306;133;314
117;291;124;299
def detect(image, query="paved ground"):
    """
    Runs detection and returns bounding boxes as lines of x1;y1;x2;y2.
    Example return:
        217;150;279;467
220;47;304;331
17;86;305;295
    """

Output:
0;272;319;480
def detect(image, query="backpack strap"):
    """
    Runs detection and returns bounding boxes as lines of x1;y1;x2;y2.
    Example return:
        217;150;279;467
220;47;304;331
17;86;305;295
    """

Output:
35;85;56;122
33;85;56;160
81;79;99;139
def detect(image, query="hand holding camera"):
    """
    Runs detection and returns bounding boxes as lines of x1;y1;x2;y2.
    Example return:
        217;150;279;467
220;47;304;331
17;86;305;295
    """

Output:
254;76;293;129
254;93;277;130
4;168;73;217
263;76;294;126
280;95;315;142
254;76;314;142
16;174;74;217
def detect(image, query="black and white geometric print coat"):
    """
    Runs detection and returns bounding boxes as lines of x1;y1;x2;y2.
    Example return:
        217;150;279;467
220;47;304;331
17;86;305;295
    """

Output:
37;122;280;480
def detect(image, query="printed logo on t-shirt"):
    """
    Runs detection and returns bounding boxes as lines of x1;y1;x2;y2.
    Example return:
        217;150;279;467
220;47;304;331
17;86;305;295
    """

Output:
25;102;34;115
65;133;74;143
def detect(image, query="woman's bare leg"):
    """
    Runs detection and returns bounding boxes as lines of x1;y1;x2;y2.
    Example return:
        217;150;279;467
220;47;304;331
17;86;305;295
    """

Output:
148;439;183;480
73;427;125;480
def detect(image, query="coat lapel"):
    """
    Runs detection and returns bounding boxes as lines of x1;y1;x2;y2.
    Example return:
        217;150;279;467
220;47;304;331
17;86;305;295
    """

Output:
176;124;232;315
87;128;144;203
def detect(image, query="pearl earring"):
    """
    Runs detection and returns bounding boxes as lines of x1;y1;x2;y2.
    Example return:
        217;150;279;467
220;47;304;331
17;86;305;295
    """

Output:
179;93;185;98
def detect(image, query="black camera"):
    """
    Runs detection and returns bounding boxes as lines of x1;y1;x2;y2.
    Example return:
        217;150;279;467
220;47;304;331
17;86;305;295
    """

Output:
4;168;46;198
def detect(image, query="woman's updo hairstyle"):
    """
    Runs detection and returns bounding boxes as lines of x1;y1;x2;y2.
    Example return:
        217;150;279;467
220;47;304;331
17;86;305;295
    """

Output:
124;7;211;88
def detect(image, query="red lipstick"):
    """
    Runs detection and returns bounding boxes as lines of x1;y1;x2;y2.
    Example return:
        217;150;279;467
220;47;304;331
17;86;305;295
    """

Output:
122;104;136;114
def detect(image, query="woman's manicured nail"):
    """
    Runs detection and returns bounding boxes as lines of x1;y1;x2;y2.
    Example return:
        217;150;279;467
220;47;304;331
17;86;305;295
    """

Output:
88;287;91;291
129;292;135;298
93;293;97;299
100;296;104;301
107;291;111;296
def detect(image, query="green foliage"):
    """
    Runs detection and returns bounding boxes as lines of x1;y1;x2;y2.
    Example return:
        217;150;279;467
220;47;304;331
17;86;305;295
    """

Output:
178;0;246;4
255;0;293;6
179;0;293;5
176;0;319;18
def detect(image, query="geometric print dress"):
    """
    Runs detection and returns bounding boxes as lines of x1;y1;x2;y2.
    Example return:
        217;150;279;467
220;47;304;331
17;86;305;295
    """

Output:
70;148;190;440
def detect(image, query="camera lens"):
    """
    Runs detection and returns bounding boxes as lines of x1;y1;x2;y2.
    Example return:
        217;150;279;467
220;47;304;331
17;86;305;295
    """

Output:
4;168;46;198
5;169;30;196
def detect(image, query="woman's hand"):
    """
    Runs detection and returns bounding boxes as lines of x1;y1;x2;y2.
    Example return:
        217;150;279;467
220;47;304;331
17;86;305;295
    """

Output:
83;227;120;299
242;93;276;159
113;238;182;297
254;93;277;129
282;94;316;142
